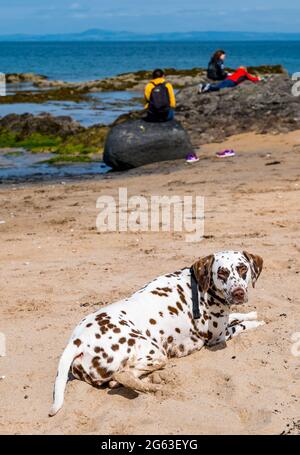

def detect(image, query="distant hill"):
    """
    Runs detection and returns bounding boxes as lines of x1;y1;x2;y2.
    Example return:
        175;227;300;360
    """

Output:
0;29;300;42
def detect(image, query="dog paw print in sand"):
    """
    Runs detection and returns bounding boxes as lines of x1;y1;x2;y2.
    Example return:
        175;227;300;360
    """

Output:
237;408;273;432
213;372;236;402
108;422;136;435
66;409;99;434
148;368;183;400
5;298;47;315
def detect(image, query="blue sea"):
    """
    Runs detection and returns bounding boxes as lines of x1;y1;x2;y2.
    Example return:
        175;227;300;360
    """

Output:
0;41;300;81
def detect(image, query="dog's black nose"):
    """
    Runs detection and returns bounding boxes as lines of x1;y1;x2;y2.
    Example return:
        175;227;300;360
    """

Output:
232;288;246;300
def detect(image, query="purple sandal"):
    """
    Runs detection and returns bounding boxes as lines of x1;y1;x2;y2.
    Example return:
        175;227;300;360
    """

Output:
186;153;200;163
216;149;236;158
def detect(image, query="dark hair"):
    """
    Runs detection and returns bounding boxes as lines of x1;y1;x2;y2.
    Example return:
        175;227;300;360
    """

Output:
152;69;165;79
211;50;226;63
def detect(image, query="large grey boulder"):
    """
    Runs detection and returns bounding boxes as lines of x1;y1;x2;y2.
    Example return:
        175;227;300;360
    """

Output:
103;119;193;170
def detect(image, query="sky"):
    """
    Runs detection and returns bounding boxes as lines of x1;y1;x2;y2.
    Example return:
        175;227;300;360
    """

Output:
0;0;300;35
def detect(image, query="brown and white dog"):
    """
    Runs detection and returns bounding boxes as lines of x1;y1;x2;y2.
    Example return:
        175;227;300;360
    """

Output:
49;250;264;416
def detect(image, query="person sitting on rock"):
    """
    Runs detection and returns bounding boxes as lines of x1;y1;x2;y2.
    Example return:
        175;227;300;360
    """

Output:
207;49;228;81
144;69;176;122
199;66;261;93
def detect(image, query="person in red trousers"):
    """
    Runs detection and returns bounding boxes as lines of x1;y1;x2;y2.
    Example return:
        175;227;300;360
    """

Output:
199;66;261;93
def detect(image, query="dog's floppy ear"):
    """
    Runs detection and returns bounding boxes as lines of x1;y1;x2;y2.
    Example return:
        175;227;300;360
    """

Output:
192;255;215;292
243;251;264;288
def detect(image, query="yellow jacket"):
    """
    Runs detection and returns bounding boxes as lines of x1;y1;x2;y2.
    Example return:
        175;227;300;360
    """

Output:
144;77;176;109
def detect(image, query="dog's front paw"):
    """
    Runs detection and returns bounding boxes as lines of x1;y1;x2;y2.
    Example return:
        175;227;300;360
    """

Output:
257;320;266;327
108;380;122;390
247;311;258;321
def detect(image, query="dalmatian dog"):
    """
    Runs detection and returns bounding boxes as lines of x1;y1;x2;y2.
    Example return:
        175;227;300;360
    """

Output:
49;250;264;416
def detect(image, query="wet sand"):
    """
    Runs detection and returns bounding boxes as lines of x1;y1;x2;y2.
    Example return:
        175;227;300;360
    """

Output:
0;130;300;435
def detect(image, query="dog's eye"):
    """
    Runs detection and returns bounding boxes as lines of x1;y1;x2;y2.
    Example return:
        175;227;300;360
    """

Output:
237;265;248;278
217;268;230;281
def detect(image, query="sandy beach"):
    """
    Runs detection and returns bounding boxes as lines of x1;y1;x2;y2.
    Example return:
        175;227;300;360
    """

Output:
0;130;300;435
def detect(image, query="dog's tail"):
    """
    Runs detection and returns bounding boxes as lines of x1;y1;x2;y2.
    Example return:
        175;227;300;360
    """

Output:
49;341;79;417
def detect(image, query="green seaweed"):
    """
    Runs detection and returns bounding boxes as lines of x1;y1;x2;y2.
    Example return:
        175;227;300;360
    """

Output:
119;68;206;79
54;125;108;155
4;150;24;157
0;87;90;105
43;155;95;164
0;125;108;164
55;143;99;155
246;65;287;75
18;133;62;152
0;129;62;151
0;129;19;147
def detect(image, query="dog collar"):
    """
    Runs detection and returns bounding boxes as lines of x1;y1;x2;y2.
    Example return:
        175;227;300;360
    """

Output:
190;267;201;320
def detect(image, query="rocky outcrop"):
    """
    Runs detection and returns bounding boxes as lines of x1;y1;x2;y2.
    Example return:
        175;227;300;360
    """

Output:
176;74;300;146
6;73;48;84
2;66;288;105
103;119;193;170
33;68;208;91
29;65;288;92
0;113;83;137
0;114;108;163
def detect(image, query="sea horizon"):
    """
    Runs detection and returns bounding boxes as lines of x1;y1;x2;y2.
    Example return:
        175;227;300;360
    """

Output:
0;41;300;81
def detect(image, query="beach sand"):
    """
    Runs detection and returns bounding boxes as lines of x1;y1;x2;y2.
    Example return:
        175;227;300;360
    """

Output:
0;130;300;435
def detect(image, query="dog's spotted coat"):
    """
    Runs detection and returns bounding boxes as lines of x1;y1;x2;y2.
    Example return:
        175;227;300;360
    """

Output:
50;251;264;416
